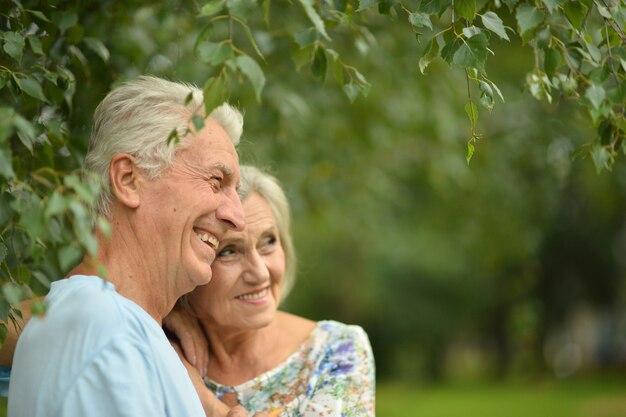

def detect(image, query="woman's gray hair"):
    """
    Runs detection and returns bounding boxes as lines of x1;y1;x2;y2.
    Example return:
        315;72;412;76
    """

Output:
239;165;297;303
84;75;243;216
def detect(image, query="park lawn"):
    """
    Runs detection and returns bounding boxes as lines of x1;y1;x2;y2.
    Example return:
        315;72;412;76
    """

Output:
377;377;626;417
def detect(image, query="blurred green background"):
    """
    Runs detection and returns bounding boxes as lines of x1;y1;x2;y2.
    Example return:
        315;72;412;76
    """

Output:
2;1;626;416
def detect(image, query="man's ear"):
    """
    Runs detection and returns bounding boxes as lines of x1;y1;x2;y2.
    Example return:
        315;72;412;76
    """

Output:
109;154;141;209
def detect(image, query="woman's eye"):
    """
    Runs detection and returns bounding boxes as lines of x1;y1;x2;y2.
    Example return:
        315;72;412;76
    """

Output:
259;235;277;253
217;246;235;257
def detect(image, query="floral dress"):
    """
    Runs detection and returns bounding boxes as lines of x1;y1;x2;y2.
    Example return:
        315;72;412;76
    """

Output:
205;320;376;416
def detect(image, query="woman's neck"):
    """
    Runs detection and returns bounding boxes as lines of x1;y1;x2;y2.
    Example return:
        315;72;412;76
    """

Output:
200;312;316;386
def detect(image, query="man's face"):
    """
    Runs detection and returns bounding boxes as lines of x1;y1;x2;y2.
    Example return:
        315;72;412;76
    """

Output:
137;119;244;299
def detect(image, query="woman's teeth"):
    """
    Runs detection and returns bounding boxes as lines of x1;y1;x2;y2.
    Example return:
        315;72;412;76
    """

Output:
197;232;219;250
237;288;268;301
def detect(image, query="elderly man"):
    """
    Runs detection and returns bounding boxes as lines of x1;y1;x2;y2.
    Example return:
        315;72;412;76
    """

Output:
7;76;256;417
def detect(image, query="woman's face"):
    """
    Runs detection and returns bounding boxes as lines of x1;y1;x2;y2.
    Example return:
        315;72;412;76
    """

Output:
187;192;286;331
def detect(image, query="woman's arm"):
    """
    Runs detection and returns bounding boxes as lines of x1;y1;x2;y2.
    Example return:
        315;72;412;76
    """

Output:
163;303;209;377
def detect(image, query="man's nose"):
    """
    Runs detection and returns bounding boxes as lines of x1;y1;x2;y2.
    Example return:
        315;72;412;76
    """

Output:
217;189;245;231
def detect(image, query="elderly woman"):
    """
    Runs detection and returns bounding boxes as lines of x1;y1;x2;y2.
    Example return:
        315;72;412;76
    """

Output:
171;165;375;416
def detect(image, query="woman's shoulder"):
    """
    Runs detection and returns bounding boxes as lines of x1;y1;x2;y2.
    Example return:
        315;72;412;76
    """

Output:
315;320;369;341
306;320;372;358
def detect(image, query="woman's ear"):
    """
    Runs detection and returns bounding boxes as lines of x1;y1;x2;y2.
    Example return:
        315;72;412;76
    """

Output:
109;154;141;209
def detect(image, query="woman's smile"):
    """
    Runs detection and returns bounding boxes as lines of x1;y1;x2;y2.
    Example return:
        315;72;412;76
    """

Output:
235;287;270;303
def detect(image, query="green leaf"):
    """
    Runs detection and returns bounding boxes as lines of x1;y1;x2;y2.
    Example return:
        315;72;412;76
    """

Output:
591;144;610;174
26;9;50;22
226;0;256;19
516;4;545;37
235;55;265;101
295;28;319;48
465;101;478;130
2;283;23;306
13;193;45;242
196;41;233;65
453;33;488;69
30;298;47;317
97;217;112;239
502;0;519;11
64;174;98;205
32;271;50;290
343;83;360;103
296;0;330;40
541;0;567;13
13;114;36;152
419;38;440;74
3;32;25;62
0;324;6;346
595;1;612;19
481;11;509;41
58;243;83;273
585;83;606;110
543;46;560;77
27;35;43;55
466;141;475;165
0;295;8;323
441;38;460;64
332;56;344;86
378;0;394;14
418;0;452;15
312;46;327;81
69;200;98;256
409;13;433;31
584;40;601;65
0;148;15;179
0;243;6;264
83;37;110;62
45;191;66;218
199;0;227;16
191;114;205;132
462;26;482;38
203;76;229;115
14;76;47;102
455;0;476;21
479;81;494;111
563;1;586;29
357;0;379;11
0;107;14;145
291;43;315;71
51;11;78;34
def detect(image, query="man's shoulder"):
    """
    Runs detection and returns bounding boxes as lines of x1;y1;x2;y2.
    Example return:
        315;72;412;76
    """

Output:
31;275;158;345
46;276;126;326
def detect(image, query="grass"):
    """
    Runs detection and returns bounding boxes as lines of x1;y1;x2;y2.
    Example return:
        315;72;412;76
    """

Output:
377;376;626;417
2;376;626;416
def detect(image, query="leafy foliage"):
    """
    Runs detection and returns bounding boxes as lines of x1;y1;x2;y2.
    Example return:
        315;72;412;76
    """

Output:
1;0;625;379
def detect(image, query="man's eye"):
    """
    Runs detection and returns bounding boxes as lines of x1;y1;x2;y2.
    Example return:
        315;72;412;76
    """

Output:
208;176;223;189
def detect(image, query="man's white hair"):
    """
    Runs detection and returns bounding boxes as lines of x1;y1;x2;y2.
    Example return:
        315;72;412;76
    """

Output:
83;75;243;216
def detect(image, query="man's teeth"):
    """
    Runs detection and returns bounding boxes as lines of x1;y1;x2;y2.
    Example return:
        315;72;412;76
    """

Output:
237;288;268;301
198;232;219;250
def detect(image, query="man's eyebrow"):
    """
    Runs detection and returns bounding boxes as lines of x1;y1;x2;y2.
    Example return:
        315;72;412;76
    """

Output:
209;162;234;178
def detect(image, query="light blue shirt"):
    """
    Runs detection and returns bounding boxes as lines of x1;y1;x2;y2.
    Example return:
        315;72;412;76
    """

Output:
8;275;205;417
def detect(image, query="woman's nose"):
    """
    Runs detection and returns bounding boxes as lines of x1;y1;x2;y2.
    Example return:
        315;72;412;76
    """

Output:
243;251;270;284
